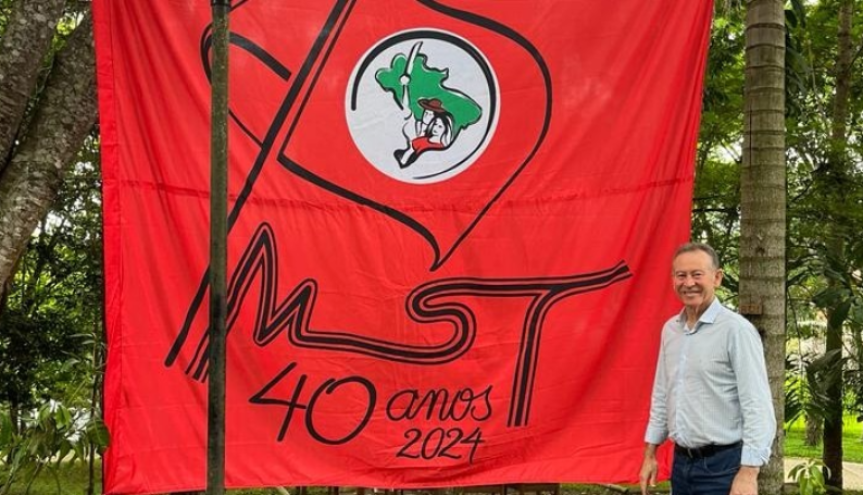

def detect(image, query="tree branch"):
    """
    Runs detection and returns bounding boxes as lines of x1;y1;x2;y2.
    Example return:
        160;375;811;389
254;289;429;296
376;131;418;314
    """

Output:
0;0;67;173
0;13;96;294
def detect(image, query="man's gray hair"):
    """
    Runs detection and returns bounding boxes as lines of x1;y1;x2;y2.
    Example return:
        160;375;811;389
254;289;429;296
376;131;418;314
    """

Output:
673;242;720;270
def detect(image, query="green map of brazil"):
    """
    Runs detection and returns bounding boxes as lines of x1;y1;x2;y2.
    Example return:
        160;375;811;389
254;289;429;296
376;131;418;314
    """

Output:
376;49;482;140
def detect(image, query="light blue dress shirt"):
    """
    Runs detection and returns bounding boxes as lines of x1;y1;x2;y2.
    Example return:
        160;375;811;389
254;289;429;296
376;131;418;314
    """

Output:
644;298;776;466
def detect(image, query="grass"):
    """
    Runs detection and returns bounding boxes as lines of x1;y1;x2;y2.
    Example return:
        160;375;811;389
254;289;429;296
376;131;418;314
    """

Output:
1;460;101;495
785;415;863;463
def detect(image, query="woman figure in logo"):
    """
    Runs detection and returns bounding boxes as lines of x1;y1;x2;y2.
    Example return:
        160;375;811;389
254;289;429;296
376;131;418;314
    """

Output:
395;98;454;169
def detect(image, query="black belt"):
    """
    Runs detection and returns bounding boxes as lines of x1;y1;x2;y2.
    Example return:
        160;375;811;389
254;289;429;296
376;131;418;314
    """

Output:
674;441;742;459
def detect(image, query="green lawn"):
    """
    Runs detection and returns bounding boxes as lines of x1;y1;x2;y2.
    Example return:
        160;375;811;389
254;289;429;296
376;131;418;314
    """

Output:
785;415;863;463
1;461;102;495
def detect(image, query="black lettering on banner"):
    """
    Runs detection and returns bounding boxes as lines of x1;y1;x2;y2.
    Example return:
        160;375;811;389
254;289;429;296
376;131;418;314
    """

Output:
385;385;493;422
247;362;308;441
421;428;445;460
169;223;631;427
386;390;418;421
249;362;376;444
396;427;484;464
462;427;483;462
306;376;376;445
397;429;421;459
465;386;492;421
405;269;633;426
440;429;463;459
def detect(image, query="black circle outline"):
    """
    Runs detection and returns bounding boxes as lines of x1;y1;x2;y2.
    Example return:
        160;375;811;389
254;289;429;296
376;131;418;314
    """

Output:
348;29;498;182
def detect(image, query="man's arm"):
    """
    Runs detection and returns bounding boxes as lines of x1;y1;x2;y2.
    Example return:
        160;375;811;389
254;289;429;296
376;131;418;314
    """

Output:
644;328;670;446
729;320;777;495
731;466;760;495
641;328;670;495
730;321;776;467
640;443;659;495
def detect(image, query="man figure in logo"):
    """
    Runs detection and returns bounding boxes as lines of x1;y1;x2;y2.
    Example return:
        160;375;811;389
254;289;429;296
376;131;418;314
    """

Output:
376;40;482;171
640;243;776;495
395;97;453;168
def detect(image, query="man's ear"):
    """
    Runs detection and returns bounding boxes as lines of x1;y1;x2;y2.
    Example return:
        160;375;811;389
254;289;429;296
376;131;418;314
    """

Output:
713;268;724;287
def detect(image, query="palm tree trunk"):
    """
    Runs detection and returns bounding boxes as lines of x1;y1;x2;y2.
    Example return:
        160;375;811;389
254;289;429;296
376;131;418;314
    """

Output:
740;0;786;493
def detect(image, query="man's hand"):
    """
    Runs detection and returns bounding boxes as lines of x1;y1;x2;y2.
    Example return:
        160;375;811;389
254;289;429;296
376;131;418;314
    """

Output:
730;466;760;495
639;445;659;495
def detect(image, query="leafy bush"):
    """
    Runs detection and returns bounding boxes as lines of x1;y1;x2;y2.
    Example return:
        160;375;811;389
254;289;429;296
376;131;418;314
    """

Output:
789;459;830;495
0;401;107;495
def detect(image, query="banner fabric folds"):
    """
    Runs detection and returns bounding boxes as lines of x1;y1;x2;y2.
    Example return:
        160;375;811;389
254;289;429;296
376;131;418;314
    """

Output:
94;1;712;493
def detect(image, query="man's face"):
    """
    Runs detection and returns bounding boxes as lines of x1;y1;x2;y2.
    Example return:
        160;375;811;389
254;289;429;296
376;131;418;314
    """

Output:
422;109;435;125
672;250;723;312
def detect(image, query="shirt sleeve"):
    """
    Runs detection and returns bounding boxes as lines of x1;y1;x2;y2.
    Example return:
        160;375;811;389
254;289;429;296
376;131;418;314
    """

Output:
645;326;669;445
730;320;777;466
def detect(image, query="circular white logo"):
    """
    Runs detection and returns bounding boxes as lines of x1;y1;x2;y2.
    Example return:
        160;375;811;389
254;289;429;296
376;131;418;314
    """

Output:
346;30;499;184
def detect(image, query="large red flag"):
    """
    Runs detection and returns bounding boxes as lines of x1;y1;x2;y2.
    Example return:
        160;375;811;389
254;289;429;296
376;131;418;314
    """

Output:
95;0;712;493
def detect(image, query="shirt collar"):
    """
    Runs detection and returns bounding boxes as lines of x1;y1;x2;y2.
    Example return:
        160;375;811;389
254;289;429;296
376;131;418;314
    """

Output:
677;297;723;331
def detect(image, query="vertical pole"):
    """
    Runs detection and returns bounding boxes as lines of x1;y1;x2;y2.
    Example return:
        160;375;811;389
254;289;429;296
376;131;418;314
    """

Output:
207;0;230;494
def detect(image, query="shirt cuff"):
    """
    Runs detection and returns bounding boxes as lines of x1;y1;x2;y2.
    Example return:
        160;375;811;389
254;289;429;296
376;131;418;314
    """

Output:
644;427;667;446
741;445;770;466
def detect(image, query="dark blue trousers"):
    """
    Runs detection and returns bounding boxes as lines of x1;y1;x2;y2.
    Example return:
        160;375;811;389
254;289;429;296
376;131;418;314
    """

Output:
671;444;742;495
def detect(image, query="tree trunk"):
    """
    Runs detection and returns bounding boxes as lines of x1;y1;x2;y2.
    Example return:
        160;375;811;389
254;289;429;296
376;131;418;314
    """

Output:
804;414;822;447
822;0;853;489
0;0;66;170
0;13;97;296
740;0;786;493
9;399;19;435
822;334;844;489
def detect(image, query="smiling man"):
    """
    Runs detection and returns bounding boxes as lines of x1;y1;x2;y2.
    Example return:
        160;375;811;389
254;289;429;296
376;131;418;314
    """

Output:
639;243;776;495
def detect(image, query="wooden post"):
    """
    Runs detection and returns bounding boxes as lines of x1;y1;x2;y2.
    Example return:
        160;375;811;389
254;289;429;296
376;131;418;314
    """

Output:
207;0;230;493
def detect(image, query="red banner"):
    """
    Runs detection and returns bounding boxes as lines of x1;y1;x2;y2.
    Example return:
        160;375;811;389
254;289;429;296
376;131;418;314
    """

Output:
95;1;712;493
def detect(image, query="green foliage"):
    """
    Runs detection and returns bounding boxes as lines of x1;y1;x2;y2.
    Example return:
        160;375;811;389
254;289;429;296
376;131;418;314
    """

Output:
0;138;102;411
0;136;104;495
698;5;863;481
783;0;863;446
0;311;80;409
692;4;745;295
789;458;830;495
0;402;108;495
0;0;13;37
786;350;846;427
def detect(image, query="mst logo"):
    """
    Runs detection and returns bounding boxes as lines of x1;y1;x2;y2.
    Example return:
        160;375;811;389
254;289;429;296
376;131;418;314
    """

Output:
346;30;499;184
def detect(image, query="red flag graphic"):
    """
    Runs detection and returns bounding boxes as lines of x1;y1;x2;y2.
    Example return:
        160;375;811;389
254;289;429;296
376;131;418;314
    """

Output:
95;0;712;493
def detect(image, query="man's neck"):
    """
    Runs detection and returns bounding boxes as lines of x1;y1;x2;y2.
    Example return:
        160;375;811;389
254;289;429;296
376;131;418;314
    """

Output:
684;296;715;328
